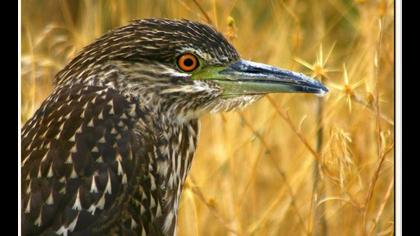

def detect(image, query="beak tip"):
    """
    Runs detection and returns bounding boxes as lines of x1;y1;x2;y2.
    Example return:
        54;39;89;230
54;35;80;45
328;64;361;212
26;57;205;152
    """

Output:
316;86;329;97
314;81;329;96
301;75;329;96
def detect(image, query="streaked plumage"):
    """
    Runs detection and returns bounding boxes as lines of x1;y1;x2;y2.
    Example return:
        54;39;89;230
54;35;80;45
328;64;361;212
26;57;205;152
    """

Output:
21;19;327;236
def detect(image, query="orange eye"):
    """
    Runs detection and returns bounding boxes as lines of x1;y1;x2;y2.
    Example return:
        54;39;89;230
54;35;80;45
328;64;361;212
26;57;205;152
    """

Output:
177;53;199;72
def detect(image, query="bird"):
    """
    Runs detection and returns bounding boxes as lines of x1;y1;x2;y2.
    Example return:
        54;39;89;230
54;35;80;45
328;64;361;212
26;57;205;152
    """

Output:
21;19;327;236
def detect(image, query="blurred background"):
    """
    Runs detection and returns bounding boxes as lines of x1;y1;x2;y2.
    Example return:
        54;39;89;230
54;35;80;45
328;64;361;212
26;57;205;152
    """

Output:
21;0;394;235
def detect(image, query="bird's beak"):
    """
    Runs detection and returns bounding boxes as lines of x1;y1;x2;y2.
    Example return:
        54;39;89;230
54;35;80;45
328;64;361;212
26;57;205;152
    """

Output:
203;60;328;97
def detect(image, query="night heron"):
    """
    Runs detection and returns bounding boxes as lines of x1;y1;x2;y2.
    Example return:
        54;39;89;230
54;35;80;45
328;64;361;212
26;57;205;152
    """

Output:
21;19;327;236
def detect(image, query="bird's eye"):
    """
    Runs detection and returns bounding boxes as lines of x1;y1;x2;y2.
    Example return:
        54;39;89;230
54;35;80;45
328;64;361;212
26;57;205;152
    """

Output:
177;53;199;72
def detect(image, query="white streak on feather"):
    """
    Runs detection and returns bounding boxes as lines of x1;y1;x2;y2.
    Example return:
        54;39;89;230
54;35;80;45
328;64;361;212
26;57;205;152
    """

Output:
47;164;53;177
90;176;98;193
97;193;106;210
98;136;106;143
130;218;137;229
40;151;49;162
88;204;97;215
163;211;174;233
98;111;103;120
104;171;112;194
72;189;82;210
96;156;103;163
25;196;31;213
34;207;42;226
122;173;127;184
70;166;78;179
75;125;83;134
65;154;72;164
68;212;80;232
70;145;77;153
46;191;54;205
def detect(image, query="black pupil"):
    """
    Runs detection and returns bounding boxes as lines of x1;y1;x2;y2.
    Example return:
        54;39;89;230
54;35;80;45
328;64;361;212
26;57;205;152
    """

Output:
184;58;193;67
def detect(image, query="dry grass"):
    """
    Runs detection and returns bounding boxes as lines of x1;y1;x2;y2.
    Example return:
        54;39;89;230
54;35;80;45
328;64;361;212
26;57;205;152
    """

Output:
20;0;395;235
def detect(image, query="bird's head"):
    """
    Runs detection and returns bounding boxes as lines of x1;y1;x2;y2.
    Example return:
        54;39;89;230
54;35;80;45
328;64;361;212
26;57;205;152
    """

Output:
56;19;328;121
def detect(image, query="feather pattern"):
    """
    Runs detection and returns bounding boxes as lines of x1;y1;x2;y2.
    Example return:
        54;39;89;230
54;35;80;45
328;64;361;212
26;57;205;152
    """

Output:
21;19;258;236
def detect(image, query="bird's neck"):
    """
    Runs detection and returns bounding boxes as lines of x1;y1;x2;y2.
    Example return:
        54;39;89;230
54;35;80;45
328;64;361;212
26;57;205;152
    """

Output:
127;96;200;235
